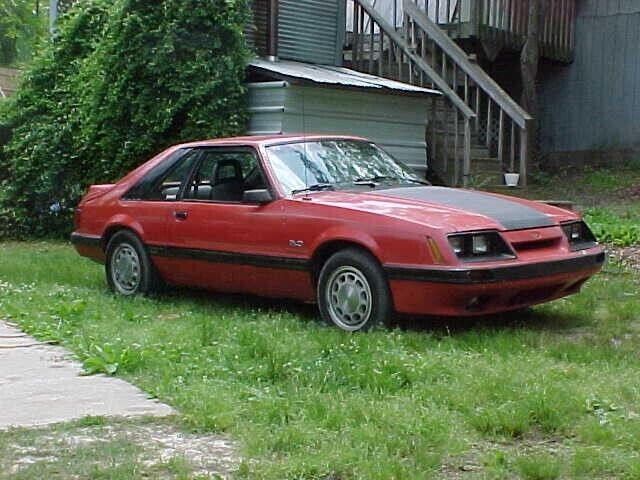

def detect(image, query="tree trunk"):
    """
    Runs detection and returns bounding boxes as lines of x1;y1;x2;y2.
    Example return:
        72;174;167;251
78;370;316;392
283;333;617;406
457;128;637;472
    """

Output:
520;0;543;163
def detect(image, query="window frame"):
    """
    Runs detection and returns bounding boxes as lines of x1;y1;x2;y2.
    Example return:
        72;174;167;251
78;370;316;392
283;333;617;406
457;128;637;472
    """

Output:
179;146;272;205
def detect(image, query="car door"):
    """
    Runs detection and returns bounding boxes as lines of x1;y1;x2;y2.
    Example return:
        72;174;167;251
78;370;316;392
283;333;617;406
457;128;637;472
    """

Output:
162;147;311;298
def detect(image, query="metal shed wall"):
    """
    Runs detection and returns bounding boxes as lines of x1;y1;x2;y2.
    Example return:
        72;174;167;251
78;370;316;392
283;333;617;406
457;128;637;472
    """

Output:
538;0;640;154
247;82;430;171
278;0;346;65
246;81;287;135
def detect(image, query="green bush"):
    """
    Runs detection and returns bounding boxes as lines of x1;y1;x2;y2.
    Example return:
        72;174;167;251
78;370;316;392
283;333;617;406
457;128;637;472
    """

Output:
0;0;249;238
584;208;640;247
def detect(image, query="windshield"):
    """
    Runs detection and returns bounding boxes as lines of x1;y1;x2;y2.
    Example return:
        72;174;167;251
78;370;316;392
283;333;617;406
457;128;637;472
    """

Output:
265;140;424;194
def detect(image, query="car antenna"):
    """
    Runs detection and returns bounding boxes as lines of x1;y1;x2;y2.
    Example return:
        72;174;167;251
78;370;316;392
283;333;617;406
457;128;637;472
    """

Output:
302;86;310;197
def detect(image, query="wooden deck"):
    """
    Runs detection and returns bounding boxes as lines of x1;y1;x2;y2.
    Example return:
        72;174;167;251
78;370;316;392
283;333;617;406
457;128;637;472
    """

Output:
407;0;576;62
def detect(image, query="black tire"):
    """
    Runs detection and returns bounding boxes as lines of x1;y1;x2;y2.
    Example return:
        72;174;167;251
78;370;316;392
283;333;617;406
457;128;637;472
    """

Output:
317;248;392;332
105;230;160;296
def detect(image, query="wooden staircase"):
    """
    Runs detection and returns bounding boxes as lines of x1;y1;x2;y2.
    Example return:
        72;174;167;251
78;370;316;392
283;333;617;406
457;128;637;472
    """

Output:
345;0;533;187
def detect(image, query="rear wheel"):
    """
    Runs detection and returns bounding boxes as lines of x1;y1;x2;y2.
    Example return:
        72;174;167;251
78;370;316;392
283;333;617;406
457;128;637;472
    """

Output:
317;248;392;331
105;230;159;296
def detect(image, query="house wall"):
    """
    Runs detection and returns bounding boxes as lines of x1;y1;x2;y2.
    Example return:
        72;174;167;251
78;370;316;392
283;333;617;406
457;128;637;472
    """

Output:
247;0;346;65
538;0;640;158
247;82;431;171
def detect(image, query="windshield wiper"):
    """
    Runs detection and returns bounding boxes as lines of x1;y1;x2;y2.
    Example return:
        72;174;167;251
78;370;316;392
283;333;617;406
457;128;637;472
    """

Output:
291;183;335;195
353;176;430;186
402;178;431;185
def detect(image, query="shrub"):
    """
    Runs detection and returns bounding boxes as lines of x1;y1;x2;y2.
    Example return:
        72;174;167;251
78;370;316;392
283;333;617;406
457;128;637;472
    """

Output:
0;0;249;238
584;208;640;247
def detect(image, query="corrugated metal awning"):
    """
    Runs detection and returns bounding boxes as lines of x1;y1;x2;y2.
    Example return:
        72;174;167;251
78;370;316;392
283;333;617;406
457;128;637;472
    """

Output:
248;58;441;97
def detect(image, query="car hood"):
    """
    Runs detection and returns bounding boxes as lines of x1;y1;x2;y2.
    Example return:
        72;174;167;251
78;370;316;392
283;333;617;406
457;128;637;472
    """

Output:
298;186;568;232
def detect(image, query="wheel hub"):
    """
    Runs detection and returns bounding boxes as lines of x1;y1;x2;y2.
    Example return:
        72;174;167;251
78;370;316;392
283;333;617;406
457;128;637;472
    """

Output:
326;266;372;330
111;244;141;293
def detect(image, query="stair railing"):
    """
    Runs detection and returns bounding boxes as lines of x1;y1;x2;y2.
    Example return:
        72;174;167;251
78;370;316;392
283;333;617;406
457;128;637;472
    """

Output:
352;0;476;186
404;0;533;185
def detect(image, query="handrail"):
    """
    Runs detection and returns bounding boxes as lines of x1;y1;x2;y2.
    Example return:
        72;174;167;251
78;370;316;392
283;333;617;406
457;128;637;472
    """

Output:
356;0;475;120
405;0;532;129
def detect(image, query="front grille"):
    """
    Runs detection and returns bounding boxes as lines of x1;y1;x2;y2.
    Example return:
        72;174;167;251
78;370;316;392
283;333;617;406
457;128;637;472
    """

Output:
511;238;560;253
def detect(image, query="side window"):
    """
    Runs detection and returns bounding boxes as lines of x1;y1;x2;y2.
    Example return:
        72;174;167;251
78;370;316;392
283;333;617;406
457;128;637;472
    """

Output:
183;149;266;202
145;150;200;201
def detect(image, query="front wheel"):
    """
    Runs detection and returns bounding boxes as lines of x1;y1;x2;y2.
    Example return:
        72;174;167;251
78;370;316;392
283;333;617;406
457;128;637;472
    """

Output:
317;248;392;332
105;230;159;296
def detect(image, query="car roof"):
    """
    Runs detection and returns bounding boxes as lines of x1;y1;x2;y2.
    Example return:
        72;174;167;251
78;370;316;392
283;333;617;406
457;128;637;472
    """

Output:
175;134;370;149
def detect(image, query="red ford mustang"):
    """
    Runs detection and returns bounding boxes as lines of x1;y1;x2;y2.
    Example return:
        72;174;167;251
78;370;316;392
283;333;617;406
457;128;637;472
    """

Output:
72;135;605;331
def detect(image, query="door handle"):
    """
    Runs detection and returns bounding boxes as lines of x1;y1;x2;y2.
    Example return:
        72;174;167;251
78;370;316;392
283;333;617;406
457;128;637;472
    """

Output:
173;211;188;221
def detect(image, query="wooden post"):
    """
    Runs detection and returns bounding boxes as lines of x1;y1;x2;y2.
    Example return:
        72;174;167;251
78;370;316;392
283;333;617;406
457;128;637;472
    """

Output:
486;98;492;149
520;126;528;186
510;120;516;172
444;101;450;171
520;0;541;183
474;87;481;134
463;118;471;187
454;108;459;184
497;108;504;170
353;2;359;68
470;0;479;36
430;96;438;168
464;73;469;104
359;6;365;70
369;13;375;74
378;31;384;76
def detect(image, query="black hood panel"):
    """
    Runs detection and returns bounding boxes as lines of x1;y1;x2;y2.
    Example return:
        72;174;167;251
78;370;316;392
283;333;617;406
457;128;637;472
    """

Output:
371;186;555;230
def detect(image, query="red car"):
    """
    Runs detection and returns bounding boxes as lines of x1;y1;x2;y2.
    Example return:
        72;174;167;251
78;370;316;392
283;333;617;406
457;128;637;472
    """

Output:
72;135;605;331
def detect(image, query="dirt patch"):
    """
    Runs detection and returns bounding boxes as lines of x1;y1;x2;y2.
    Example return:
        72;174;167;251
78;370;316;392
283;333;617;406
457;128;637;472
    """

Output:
5;421;238;478
437;434;570;479
612;184;640;201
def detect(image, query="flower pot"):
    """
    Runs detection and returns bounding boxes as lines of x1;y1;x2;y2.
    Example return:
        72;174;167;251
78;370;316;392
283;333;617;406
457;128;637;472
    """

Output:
504;173;520;187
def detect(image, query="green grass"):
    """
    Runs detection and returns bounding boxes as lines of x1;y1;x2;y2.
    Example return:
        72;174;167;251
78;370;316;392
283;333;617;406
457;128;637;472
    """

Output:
1;242;640;478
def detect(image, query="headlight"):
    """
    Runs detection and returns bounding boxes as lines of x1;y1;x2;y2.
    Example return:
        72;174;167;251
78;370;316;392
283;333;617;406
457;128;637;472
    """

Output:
447;232;515;262
472;235;489;254
562;221;597;251
449;236;464;255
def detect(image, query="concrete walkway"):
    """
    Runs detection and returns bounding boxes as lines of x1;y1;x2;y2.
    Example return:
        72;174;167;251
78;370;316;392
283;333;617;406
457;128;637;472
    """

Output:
0;321;173;430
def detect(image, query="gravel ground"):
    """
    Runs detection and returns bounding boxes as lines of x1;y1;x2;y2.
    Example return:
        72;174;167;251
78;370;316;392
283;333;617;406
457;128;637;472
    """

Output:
607;245;640;273
5;421;239;478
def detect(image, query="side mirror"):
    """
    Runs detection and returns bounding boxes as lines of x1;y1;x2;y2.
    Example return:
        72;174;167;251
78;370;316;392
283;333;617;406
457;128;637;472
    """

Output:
243;189;273;204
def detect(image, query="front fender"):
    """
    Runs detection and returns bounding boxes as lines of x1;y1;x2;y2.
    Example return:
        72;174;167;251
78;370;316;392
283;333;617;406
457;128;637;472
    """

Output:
309;226;384;262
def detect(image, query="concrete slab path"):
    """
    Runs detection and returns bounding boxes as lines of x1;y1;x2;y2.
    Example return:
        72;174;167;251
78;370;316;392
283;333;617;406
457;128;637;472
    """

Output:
0;321;173;430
